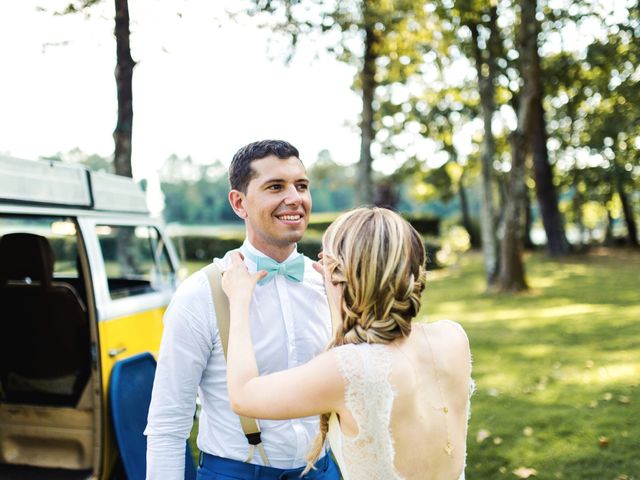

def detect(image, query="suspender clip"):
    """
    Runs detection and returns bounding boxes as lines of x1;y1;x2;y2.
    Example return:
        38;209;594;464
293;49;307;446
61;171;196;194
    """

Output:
245;431;262;445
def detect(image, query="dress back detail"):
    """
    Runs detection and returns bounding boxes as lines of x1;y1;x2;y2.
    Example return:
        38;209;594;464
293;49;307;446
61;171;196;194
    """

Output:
329;343;403;480
327;336;470;480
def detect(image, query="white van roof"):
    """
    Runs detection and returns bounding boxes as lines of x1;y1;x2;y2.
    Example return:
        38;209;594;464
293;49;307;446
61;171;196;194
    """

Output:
0;156;149;214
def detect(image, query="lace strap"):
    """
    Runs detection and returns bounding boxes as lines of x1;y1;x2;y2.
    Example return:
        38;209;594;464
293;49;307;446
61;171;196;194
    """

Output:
333;344;362;390
333;344;393;392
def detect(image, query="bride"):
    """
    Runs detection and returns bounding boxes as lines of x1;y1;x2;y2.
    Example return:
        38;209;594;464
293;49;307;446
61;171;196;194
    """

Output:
221;207;473;479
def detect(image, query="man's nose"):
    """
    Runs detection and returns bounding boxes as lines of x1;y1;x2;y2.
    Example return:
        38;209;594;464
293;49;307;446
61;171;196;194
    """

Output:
283;185;302;205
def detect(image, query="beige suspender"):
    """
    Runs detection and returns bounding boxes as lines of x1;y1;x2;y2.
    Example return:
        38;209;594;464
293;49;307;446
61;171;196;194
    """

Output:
202;263;270;466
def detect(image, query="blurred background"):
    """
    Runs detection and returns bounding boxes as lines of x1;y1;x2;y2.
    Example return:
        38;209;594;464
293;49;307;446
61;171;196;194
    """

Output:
1;0;638;478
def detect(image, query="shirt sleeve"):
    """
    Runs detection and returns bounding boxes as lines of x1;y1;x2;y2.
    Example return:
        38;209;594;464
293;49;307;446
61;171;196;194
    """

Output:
145;271;216;480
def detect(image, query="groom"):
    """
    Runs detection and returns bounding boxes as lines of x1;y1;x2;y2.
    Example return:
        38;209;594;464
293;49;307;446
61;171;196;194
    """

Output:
145;140;339;479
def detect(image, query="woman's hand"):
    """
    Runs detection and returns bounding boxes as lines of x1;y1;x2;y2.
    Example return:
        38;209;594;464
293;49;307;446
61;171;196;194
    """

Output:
221;252;267;303
312;250;325;276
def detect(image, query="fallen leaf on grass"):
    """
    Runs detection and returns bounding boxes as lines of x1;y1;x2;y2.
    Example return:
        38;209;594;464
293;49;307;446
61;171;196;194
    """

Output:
603;392;613;401
615;475;630;480
598;436;609;448
618;395;630;404
523;426;534;437
513;467;538;478
493;436;503;445
476;429;491;443
585;360;594;369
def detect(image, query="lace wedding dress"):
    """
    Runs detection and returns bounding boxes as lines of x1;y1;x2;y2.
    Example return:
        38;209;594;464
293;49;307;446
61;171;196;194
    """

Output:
327;341;471;480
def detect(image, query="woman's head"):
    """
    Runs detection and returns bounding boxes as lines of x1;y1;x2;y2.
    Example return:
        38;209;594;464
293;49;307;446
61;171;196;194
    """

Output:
321;207;427;346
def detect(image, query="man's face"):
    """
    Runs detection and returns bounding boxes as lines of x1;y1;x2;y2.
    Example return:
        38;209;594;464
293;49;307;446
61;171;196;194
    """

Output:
230;155;311;258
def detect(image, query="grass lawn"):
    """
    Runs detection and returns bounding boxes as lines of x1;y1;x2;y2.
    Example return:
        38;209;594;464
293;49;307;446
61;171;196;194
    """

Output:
186;247;639;479
421;248;639;480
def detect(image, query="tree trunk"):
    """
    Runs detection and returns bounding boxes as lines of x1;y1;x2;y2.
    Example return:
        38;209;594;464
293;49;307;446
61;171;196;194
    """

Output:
373;180;398;209
530;53;569;256
497;0;538;292
572;190;584;248
524;188;535;249
113;0;135;178
471;10;500;286
604;203;614;246
357;4;376;206
616;175;639;247
458;177;479;248
499;130;529;291
496;175;508;227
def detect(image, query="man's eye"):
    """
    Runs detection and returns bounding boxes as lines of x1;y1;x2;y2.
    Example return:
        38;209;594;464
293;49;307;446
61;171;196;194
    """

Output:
297;184;309;191
268;185;282;191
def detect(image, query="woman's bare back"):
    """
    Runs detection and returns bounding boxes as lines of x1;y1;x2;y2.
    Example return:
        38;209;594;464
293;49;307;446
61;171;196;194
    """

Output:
389;320;472;479
329;320;472;480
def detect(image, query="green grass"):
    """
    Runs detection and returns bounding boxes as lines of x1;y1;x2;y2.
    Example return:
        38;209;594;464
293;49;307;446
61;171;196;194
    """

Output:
421;248;639;479
186;247;639;479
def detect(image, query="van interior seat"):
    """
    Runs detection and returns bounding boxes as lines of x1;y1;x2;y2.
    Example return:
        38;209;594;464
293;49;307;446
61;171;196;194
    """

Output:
0;233;90;406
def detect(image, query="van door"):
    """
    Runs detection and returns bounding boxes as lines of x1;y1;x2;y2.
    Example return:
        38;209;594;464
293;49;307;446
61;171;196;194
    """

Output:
0;214;96;479
78;217;179;478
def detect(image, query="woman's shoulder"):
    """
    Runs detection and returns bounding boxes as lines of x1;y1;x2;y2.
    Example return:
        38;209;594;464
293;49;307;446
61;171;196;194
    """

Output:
330;343;365;364
416;320;472;380
420;319;470;348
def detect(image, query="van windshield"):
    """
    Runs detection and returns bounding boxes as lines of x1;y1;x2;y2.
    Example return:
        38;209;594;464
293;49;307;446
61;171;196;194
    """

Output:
95;224;175;299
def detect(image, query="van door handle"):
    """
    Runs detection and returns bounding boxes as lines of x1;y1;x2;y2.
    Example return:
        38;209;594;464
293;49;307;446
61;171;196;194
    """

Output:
108;347;128;357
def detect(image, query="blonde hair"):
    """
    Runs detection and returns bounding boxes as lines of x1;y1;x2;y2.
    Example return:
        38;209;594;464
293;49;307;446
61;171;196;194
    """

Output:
305;207;427;472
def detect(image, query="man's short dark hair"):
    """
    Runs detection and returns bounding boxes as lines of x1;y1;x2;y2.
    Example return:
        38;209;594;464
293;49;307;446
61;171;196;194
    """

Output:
229;139;301;193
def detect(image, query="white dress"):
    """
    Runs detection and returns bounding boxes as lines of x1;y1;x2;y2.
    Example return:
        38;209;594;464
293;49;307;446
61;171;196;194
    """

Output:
327;342;471;480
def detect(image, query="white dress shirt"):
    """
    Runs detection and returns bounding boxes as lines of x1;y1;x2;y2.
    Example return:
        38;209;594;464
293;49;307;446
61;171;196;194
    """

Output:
145;240;331;480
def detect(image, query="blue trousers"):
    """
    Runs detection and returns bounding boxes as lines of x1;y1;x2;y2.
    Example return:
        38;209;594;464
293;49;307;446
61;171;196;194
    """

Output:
196;452;340;480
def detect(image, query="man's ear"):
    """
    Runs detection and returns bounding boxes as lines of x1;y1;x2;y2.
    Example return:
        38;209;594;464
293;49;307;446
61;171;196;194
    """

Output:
229;190;247;220
228;190;248;219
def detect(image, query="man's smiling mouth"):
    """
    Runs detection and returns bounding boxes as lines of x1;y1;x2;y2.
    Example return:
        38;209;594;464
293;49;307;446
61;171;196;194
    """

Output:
276;213;304;222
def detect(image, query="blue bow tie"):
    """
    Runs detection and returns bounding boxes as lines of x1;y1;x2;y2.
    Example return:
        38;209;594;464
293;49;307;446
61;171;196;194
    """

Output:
243;251;305;285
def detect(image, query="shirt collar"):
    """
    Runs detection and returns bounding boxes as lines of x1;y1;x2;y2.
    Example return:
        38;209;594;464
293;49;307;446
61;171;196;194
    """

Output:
240;239;300;264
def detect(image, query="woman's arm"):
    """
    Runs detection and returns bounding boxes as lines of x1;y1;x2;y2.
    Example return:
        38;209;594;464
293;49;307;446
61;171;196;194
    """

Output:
221;252;344;420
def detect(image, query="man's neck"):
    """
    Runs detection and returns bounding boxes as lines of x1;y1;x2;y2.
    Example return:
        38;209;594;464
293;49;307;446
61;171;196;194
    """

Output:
245;238;296;263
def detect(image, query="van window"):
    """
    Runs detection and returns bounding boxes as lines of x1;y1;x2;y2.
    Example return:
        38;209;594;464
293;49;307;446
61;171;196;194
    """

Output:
96;225;175;299
0;215;80;278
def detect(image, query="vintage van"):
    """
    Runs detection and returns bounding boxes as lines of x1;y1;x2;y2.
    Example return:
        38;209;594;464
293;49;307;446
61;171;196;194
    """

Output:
0;156;182;479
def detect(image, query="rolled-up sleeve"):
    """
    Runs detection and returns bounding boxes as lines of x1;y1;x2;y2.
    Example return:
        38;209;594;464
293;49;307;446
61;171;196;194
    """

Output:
145;272;215;480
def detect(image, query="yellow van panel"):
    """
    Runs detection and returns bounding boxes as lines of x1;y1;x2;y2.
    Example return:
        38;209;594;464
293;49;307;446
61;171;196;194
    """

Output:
97;306;167;479
98;308;165;384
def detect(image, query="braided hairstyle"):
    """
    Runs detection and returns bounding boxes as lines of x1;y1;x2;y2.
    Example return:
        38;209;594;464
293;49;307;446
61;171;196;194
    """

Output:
304;207;427;472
